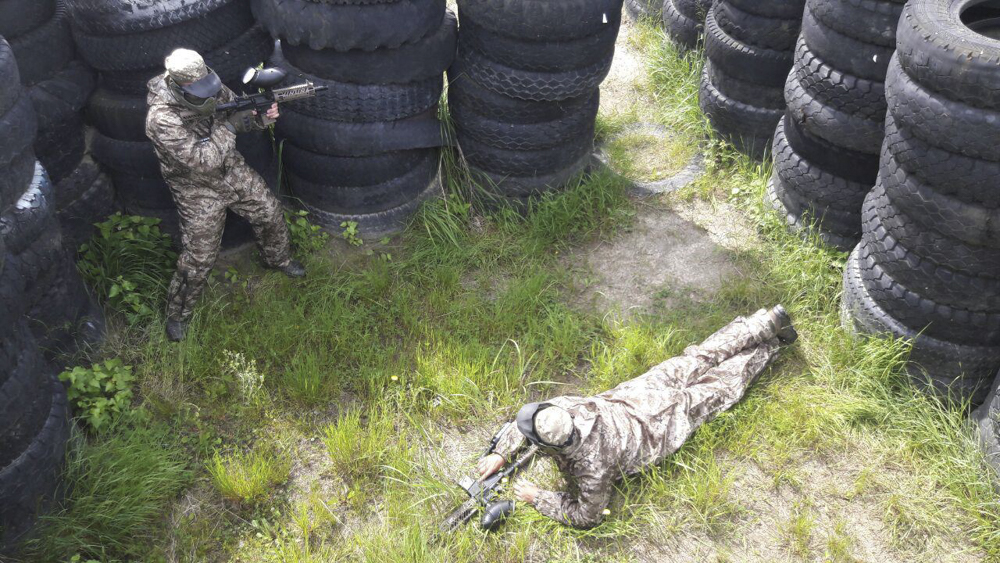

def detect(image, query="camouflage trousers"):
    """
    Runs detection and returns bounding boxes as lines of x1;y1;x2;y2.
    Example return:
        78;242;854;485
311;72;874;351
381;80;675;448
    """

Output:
165;163;290;323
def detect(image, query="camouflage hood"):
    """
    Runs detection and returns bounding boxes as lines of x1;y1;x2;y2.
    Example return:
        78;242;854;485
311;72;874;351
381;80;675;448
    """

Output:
147;72;183;113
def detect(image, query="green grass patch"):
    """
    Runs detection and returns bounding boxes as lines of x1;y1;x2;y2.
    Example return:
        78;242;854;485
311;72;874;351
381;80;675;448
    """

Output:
207;446;291;505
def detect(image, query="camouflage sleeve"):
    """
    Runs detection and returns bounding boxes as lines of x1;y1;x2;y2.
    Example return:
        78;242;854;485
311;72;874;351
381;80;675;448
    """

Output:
148;110;236;175
490;421;526;463
532;471;613;528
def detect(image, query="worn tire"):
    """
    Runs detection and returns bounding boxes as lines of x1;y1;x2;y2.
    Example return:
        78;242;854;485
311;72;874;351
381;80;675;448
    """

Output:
283;144;434;186
458;9;618;73
785;68;884;155
457;0;624;42
895;0;1000;111
456;45;612;102
0;0;56;40
800;3;893;81
714;0;800;51
458;128;594;176
54;160;118;250
841;245;999;405
791;38;887;124
451;90;599;151
8;1;75;86
662;0;703;51
447;62;594;123
470;151;593;197
703;4;794;87
808;0;903;48
0;39;21;115
726;0;804;19
700;64;782;160
90;133;162;179
86;89;148;141
276;105;444;156
251;0;445;51
282;11;456;83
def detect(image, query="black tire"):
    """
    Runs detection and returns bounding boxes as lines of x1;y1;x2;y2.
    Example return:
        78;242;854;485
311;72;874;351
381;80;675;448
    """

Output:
470;151;593;197
35;114;85;184
98;25;274;96
90;133;162;178
0;146;37;214
457;0;624;42
879;150;1000;250
781;111;879;185
674;0;712;20
0;0;56;40
971;374;1000;468
707;60;785;109
300;170;441;237
771;116;870;214
54;160;118;250
866;181;1000;280
66;0;232;35
808;0;903;48
86;89;148;141
703;4;794;87
447;63;594;123
784;68;884;155
862;189;1000;313
883;113;1000;210
714;0;800;51
458;8;619;73
27;61;96;131
276;105;444;156
800;3;893;81
0;331;49;469
273;49;442;122
885;55;1000;162
283;143;434;186
726;0;804;19
841;244;999;406
769;171;861;240
662;0;703;51
8;1;75;86
452;90;600;151
251;0;445;51
0;374;68;547
625;0;661;19
0;163;53;256
791;38;887;124
699;64;782;159
458;128;594;176
896;0;1000;111
766;178;858;250
282;11;456;83
289;151;437;214
0;39;21;115
859;237;1000;346
0;93;38;171
71;0;254;73
456;45;613;102
112;173;175;210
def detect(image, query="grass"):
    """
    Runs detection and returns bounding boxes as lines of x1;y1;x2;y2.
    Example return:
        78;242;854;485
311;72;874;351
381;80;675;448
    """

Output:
12;17;1000;563
207;447;292;504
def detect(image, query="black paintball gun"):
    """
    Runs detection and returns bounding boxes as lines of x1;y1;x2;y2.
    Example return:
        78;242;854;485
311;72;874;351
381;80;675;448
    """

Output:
180;66;326;125
440;424;539;533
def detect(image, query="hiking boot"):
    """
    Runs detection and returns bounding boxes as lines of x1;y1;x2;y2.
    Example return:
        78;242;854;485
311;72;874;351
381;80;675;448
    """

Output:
166;318;188;342
768;304;798;345
274;259;305;278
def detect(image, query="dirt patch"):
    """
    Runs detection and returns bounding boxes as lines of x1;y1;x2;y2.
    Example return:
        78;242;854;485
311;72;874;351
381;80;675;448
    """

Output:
569;200;738;316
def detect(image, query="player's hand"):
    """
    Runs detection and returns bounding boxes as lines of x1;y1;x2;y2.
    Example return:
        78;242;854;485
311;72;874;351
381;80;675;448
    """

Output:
266;103;280;120
477;453;505;479
514;481;540;504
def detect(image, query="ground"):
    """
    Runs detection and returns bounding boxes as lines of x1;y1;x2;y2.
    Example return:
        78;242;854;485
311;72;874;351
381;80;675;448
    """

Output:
12;12;1000;563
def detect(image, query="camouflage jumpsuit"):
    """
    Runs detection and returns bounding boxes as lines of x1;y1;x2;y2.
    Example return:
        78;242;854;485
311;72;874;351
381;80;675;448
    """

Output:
491;309;782;528
145;73;291;322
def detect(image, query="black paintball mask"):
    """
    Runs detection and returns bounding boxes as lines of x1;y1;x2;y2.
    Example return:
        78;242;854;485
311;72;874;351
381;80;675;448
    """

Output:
170;69;223;115
515;402;575;452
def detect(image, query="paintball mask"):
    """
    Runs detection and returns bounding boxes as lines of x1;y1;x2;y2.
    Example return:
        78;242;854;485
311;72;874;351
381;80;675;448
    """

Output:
170;69;223;115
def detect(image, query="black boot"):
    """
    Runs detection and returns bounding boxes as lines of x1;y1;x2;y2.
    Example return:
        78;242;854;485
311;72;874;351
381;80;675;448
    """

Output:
274;259;305;278
166;318;188;342
769;304;798;345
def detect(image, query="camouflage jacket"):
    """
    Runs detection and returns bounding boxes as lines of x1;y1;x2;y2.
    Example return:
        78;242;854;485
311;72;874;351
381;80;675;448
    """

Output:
144;73;263;187
491;311;779;528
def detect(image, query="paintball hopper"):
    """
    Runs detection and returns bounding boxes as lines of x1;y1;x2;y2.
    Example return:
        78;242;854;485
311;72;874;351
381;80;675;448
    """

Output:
242;66;287;88
480;500;515;531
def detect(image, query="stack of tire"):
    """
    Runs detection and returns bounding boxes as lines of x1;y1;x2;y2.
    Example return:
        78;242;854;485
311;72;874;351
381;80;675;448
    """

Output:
66;0;280;248
699;0;804;159
662;0;713;52
841;0;1000;405
0;38;104;356
449;0;621;205
626;0;661;20
2;0;114;250
767;0;904;250
0;40;75;550
251;0;450;238
972;369;1000;476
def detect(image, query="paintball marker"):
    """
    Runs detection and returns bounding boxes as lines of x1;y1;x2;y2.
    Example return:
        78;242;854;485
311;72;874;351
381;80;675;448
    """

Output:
180;66;326;125
440;425;539;533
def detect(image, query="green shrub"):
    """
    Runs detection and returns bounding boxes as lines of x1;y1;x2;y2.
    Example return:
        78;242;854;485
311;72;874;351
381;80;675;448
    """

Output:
59;359;135;431
77;213;176;323
284;209;329;257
